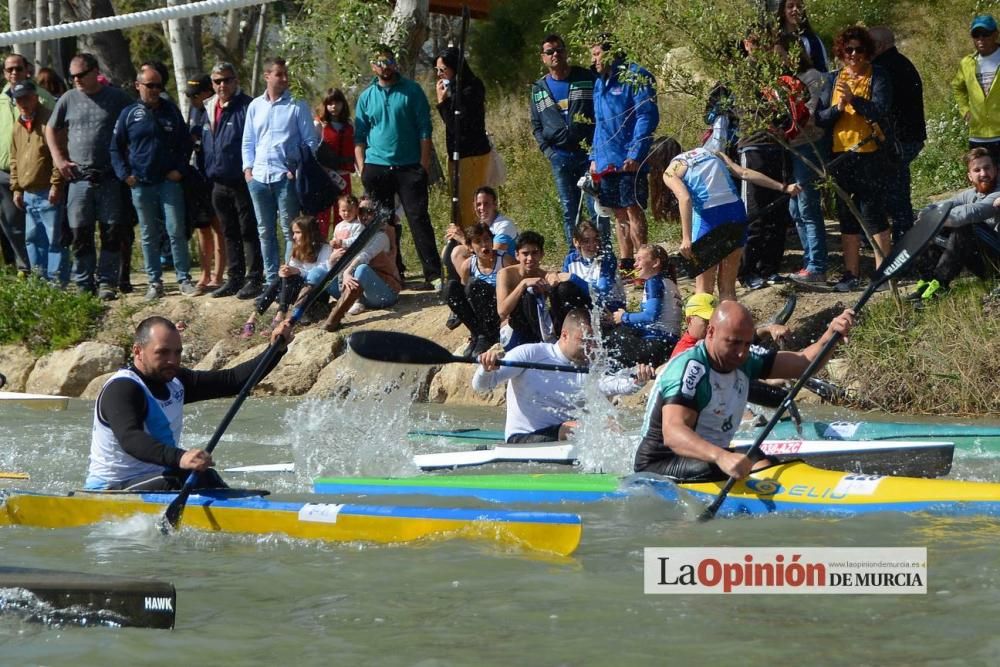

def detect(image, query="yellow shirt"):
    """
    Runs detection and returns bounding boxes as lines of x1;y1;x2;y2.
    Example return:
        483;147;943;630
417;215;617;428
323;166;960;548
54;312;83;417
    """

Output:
831;67;883;153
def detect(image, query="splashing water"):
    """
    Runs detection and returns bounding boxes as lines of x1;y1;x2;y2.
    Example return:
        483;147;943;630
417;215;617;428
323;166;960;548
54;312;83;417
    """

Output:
286;358;425;484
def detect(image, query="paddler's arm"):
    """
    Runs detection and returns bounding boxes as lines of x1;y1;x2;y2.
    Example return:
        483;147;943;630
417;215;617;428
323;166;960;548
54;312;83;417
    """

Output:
769;308;854;380
180;321;294;403
597;363;655;396
661;403;753;479
717;150;802;196
471;347;523;392
98;379;200;470
662;161;693;258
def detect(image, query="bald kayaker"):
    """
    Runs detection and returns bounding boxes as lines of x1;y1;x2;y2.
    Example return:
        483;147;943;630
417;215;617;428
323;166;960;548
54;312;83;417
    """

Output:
85;316;293;491
635;301;854;481
473;308;654;443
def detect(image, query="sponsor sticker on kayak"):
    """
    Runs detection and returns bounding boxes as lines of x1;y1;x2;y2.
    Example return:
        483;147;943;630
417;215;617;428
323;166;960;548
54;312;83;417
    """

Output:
644;548;926;594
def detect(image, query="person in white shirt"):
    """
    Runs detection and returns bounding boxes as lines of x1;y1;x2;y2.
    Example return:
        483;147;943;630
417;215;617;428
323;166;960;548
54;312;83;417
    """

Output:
472;308;654;443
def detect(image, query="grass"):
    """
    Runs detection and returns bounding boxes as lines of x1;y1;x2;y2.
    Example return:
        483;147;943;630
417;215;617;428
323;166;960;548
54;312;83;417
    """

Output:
0;271;105;354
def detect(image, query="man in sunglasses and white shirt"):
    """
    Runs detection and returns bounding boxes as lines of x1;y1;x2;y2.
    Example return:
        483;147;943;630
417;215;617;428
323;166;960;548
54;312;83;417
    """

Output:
46;52;132;300
0;53;55;276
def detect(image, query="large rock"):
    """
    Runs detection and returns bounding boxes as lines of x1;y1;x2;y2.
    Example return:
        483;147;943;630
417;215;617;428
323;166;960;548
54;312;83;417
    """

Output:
81;372;115;400
254;329;345;396
194;340;242;372
0;344;37;392
308;348;435;400
26;342;126;396
427;360;505;406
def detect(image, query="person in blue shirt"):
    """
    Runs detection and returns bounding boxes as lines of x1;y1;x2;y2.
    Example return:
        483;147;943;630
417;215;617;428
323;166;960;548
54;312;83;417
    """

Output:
241;56;319;290
354;44;440;289
589;35;659;275
110;63;194;301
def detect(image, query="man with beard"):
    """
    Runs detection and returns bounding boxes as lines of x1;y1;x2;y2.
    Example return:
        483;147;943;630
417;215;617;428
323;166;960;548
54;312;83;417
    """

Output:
85;316;293;491
908;147;1000;301
634;301;854;482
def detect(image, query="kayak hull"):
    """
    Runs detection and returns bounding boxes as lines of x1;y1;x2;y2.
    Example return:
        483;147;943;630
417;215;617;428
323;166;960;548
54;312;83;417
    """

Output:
0;391;69;410
0;489;582;557
314;462;1000;517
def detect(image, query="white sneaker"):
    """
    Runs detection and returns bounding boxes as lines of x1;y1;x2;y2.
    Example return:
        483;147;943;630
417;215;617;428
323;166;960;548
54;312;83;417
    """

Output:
348;301;366;316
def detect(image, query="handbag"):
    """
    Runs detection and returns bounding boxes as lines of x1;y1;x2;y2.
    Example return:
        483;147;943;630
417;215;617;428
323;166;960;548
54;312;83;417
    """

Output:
296;145;341;215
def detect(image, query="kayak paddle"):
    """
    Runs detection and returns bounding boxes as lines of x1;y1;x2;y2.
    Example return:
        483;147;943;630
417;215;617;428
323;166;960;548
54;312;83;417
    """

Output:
347;331;589;373
159;208;389;534
698;200;954;521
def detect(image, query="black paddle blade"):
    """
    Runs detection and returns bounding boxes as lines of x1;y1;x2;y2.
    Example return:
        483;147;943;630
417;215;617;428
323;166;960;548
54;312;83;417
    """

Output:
770;294;797;326
348;331;461;366
158;488;192;534
871;201;953;287
671;223;746;279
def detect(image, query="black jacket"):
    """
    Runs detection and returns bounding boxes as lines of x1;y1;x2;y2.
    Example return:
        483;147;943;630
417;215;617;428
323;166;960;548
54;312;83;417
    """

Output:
437;73;491;158
873;47;927;143
529;66;596;158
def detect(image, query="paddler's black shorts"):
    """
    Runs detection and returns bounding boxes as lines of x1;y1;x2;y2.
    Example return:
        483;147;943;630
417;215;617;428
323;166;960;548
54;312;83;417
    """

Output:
634;454;729;483
506;424;562;444
109;468;229;492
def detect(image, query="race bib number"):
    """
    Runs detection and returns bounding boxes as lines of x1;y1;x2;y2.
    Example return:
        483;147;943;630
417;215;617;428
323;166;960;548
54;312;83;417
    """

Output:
833;474;883;496
298;503;344;524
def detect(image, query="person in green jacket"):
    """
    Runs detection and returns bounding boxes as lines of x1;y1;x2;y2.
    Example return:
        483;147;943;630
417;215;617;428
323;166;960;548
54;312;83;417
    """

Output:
952;14;1000;165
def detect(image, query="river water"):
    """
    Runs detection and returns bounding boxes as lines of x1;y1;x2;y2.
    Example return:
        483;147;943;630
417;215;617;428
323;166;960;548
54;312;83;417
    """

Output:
2;376;1000;665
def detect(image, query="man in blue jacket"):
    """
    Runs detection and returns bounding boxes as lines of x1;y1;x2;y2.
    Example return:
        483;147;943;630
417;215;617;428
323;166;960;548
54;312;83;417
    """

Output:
201;63;263;299
589;35;659;276
530;34;597;250
111;63;194;301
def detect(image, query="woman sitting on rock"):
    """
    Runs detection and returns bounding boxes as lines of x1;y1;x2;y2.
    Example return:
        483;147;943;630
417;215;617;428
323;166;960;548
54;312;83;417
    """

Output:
239;215;329;339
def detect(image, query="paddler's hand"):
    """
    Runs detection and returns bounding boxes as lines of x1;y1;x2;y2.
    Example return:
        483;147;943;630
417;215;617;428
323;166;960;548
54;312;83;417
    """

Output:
180;448;214;472
716;449;753;480
825;308;855;342
478;348;501;370
271;319;294;346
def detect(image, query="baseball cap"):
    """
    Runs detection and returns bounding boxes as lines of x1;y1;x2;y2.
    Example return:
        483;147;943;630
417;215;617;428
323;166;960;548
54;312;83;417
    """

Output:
971;15;998;34
684;292;718;320
10;79;36;99
185;74;212;96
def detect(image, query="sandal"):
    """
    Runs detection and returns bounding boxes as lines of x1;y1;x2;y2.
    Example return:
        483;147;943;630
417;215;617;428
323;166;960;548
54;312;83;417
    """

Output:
239;322;255;339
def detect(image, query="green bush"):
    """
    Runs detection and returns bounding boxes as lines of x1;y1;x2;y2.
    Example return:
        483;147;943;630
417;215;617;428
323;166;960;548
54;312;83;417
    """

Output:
0;273;105;354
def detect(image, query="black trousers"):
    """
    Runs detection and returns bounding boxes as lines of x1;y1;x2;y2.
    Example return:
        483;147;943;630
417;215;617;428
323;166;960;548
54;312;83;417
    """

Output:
212;181;263;284
605;328;677;369
933;224;1000;286
738;145;790;279
445;278;500;340
362;163;442;282
549;281;592;336
255;274;305;315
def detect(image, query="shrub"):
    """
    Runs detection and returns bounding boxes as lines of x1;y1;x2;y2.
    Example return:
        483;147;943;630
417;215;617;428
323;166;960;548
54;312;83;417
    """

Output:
0;273;105;354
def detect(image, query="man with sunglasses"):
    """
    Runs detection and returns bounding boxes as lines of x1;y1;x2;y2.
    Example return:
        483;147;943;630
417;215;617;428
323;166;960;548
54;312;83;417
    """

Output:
0;53;55;276
953;14;1000;166
529;34;597;249
111;63;194;301
202;63;263;300
354;44;440;290
45;53;132;299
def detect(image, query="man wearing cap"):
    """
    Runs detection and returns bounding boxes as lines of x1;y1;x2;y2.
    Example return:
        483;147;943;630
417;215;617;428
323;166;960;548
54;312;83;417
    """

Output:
46;52;133;300
110;63;195;300
203;63;263;299
670;292;791;360
0;53;55;275
9;79;65;282
354;44;440;290
953;14;1000;165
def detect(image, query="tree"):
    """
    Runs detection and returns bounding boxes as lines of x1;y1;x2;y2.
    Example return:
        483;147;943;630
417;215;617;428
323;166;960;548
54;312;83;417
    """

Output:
65;0;136;86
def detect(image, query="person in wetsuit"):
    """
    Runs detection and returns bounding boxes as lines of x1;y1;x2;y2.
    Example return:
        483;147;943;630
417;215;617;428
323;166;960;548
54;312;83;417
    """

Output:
85;315;292;490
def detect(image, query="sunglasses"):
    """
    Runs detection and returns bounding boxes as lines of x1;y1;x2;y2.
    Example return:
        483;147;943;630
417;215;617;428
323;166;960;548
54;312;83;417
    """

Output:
69;67;94;80
542;47;566;56
139;81;164;90
371;59;396;68
4;66;24;74
212;76;235;85
843;46;867;55
973;29;996;38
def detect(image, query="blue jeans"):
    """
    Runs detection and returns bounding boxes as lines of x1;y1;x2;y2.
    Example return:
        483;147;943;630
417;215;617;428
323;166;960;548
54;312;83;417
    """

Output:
314;264;399;308
248;177;299;284
789;143;827;274
23;189;68;281
548;151;596;249
131;181;190;285
66;176;125;290
884;141;924;241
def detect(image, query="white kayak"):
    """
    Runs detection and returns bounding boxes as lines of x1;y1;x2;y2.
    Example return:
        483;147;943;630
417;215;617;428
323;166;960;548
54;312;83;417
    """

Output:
0;391;69;410
225;438;955;478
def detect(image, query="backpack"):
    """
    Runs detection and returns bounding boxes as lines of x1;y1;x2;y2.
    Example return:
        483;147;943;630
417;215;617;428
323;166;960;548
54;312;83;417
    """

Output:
768;74;811;142
296;145;341;215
